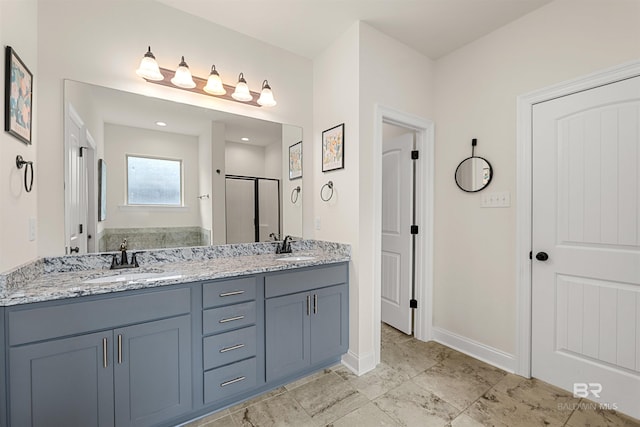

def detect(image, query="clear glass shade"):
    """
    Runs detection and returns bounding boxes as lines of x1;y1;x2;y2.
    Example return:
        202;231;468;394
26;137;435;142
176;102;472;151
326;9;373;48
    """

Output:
136;54;164;81
170;57;196;89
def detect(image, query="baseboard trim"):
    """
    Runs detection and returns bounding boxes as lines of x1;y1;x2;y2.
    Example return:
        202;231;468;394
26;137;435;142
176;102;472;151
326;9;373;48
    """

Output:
432;327;517;373
341;349;376;376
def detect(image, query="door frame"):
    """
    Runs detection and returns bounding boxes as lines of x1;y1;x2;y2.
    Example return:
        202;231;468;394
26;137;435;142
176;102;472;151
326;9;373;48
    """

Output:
374;105;434;365
515;60;640;377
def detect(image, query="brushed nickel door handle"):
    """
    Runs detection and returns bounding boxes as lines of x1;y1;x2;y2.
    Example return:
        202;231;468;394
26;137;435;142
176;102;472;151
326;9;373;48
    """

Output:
102;337;108;368
117;334;123;364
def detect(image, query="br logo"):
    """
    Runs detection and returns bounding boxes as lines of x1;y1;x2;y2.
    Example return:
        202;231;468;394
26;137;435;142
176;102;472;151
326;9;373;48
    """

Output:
573;383;602;398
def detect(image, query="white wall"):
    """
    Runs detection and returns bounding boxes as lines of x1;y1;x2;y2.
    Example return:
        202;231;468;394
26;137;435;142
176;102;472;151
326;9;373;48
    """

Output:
433;0;640;356
225;142;266;177
36;0;313;260
282;124;303;237
103;124;200;228
0;0;38;272
198;127;213;238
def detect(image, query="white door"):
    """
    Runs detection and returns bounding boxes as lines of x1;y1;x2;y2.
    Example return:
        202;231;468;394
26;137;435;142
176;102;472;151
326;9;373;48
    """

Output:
381;133;414;334
65;104;88;254
532;76;640;418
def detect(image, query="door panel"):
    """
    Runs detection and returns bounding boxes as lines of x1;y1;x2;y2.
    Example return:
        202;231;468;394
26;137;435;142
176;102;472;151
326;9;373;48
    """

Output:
532;76;640;419
65;106;88;254
381;133;413;334
310;285;348;364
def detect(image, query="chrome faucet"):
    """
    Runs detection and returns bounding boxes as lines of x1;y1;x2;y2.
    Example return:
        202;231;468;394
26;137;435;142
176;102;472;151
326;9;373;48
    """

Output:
276;235;293;254
110;239;139;269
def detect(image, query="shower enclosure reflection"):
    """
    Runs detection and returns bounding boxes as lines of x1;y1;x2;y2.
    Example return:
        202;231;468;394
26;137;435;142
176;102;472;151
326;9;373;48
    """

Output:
63;80;302;253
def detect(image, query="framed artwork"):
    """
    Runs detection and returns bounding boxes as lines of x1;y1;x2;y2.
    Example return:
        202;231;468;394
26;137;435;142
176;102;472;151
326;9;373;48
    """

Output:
289;141;302;180
98;159;107;221
4;46;33;145
322;123;344;172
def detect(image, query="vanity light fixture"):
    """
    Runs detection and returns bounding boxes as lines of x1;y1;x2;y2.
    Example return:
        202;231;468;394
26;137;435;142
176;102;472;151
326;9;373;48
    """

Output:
257;80;277;107
136;46;276;107
232;73;253;102
170;56;196;89
135;46;164;81
203;65;226;95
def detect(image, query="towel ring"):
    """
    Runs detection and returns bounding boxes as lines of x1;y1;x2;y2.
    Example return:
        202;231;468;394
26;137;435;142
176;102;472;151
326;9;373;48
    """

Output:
290;186;301;204
16;155;34;193
320;181;334;202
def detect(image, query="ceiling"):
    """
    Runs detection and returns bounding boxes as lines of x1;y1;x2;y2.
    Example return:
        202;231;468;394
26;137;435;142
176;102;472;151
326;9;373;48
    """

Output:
158;0;553;59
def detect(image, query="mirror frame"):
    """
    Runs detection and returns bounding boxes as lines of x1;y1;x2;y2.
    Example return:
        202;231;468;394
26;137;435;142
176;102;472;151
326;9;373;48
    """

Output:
454;156;493;193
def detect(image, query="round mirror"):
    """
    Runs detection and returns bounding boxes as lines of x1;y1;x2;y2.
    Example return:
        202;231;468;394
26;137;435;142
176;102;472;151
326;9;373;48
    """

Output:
455;156;493;192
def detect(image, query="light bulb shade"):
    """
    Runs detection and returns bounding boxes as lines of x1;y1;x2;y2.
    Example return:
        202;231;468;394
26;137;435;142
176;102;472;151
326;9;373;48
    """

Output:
136;46;164;81
257;80;277;107
232;73;253;102
203;65;226;95
170;56;196;89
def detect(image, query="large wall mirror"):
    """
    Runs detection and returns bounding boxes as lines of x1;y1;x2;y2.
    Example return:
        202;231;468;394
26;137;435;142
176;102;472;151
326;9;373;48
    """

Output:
64;80;303;254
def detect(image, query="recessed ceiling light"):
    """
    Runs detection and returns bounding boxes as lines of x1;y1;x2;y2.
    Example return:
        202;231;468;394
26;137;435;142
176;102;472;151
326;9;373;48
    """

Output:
241;137;249;141
156;121;167;127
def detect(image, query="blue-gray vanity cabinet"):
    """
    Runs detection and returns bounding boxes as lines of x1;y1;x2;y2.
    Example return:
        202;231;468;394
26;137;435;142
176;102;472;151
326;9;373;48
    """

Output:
6;287;193;427
264;263;348;383
0;307;7;427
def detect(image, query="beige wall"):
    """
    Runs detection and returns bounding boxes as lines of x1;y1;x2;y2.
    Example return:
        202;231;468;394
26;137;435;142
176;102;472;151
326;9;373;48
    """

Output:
0;0;38;272
35;0;313;262
433;0;640;355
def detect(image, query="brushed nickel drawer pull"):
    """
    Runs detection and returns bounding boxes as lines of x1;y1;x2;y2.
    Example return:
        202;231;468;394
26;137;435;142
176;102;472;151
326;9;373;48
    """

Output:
117;334;123;364
219;315;245;323
306;295;310;316
102;337;108;368
219;290;245;297
220;343;245;353
220;376;246;387
314;294;318;314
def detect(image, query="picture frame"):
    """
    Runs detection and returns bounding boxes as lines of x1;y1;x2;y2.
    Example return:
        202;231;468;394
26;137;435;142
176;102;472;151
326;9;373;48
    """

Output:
98;159;107;221
322;123;344;172
289;141;302;180
4;46;33;145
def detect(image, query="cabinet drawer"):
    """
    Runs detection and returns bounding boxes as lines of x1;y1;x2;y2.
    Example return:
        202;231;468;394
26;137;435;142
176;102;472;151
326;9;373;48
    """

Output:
203;302;256;335
203;277;256;308
204;357;257;403
265;263;348;298
203;326;257;370
9;287;191;346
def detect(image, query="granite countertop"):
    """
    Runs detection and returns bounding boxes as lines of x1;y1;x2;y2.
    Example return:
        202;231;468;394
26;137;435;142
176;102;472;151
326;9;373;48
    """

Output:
0;240;350;307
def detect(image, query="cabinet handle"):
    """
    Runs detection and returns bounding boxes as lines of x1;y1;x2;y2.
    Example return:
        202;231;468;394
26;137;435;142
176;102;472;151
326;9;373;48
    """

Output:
306;295;310;316
220;343;245;353
219;315;245;323
219;290;245;297
314;294;318;314
220;376;246;387
102;337;108;368
117;334;123;364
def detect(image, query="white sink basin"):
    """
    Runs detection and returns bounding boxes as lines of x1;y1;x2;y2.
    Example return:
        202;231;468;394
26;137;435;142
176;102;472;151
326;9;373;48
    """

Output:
84;272;182;284
276;256;316;262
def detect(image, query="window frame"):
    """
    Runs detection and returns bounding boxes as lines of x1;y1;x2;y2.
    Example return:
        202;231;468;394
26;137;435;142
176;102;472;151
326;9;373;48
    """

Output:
125;154;184;207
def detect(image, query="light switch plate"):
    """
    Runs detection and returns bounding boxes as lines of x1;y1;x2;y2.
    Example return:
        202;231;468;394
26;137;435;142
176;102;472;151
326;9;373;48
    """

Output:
314;217;321;230
481;191;511;208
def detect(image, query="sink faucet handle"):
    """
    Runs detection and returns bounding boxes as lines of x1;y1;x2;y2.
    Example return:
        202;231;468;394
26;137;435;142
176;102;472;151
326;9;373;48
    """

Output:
120;239;128;251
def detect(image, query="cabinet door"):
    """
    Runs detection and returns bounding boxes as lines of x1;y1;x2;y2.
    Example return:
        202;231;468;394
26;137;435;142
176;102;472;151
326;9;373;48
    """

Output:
114;315;192;427
310;284;349;364
9;331;114;427
265;292;311;382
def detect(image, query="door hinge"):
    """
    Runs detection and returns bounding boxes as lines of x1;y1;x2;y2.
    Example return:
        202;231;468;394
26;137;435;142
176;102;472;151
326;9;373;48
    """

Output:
79;224;83;234
411;150;419;160
529;251;532;260
410;225;419;234
79;147;84;157
410;299;418;308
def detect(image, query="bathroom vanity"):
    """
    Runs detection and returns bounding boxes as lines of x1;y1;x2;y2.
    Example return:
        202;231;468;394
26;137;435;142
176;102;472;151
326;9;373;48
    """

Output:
0;241;349;427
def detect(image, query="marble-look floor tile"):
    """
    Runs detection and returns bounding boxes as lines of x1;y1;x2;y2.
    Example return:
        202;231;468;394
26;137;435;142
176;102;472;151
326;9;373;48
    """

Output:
189;413;238;427
231;392;315;427
381;322;413;345
374;381;460;427
284;369;333;391
447;413;486;427
227;386;287;413
381;339;439;378
181;409;231;426
328;402;400;427
438;351;506;385
566;401;640;427
333;362;411;400
412;363;495;411
465;374;578;427
288;371;369;425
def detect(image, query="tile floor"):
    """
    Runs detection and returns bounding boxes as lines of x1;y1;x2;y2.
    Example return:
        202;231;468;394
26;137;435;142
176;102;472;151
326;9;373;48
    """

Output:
185;323;640;427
